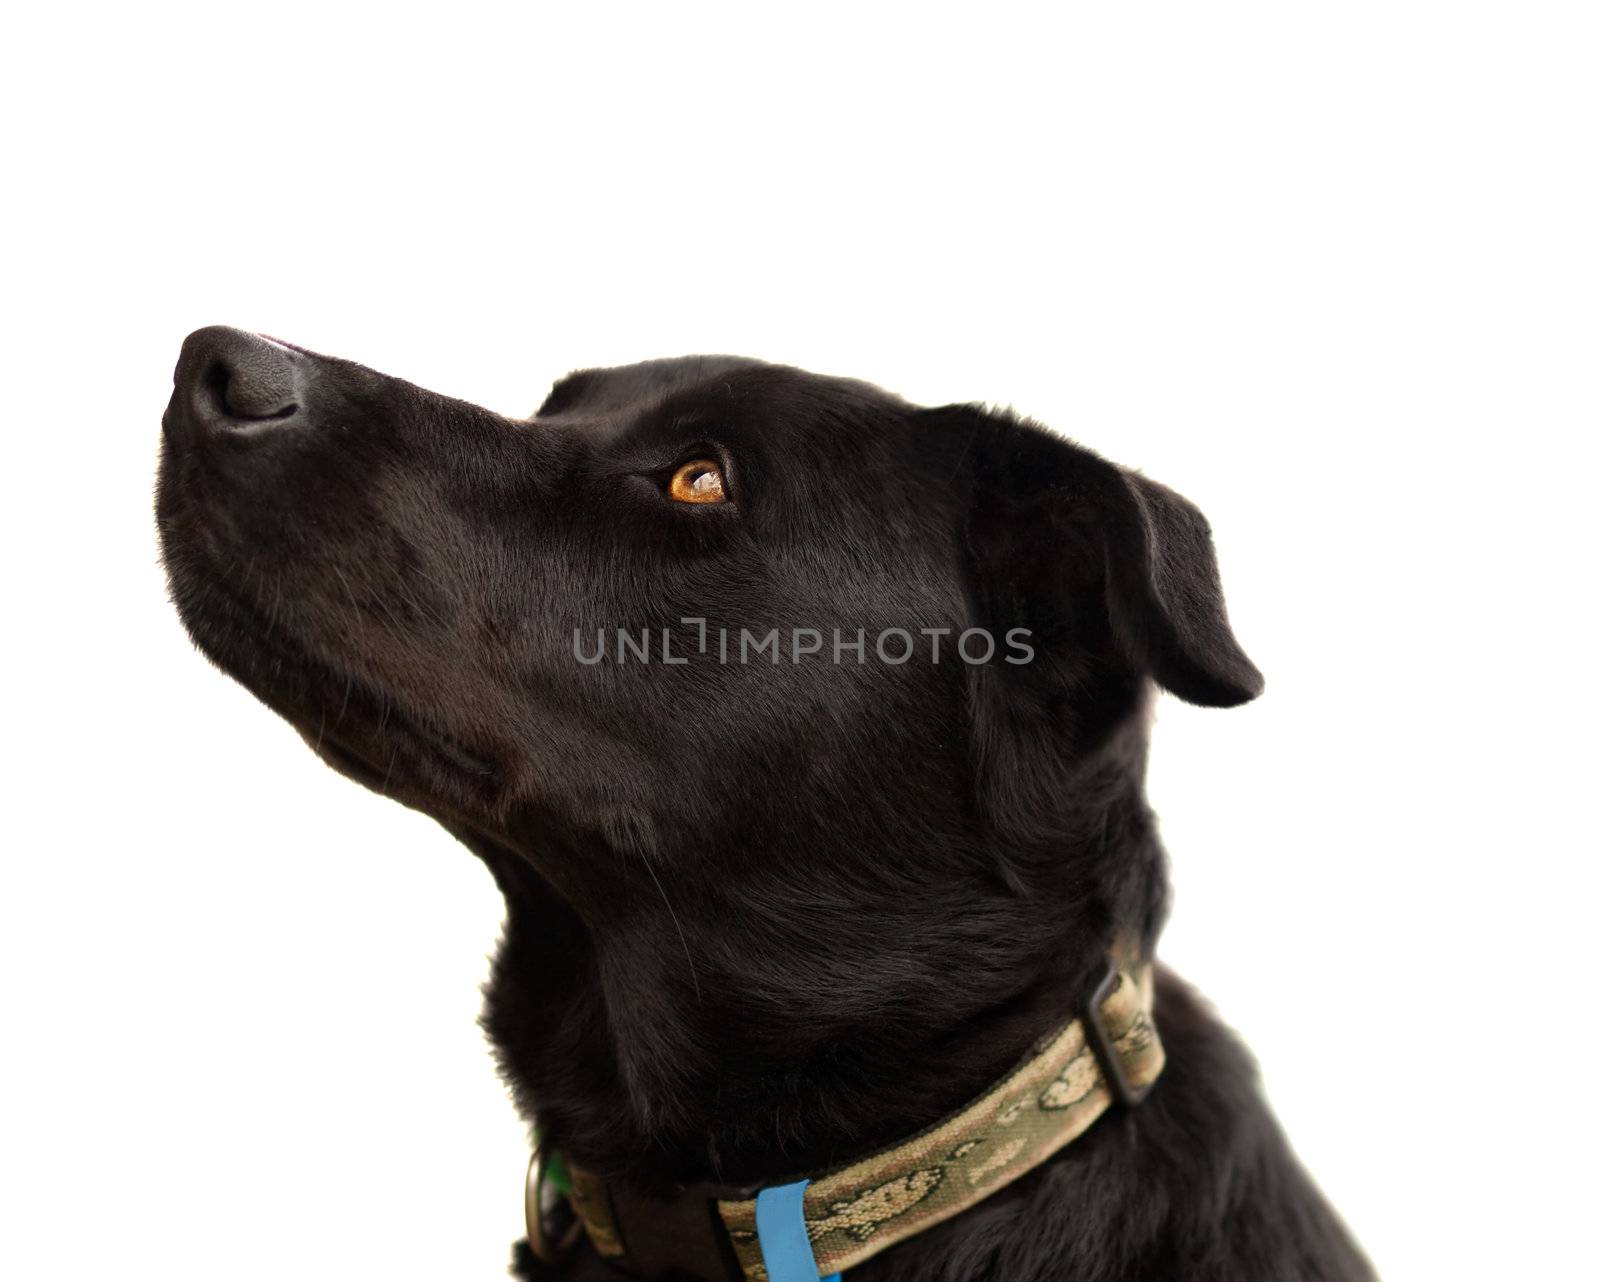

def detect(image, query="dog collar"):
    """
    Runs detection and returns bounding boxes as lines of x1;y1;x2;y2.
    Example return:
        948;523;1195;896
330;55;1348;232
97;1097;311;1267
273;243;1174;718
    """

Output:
526;953;1164;1281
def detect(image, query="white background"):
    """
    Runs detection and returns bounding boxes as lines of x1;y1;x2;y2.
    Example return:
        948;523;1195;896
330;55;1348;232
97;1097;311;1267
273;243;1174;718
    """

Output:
2;5;1595;1279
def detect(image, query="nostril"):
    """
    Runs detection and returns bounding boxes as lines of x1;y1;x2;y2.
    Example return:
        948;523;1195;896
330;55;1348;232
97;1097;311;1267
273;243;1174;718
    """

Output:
178;327;305;431
201;358;299;422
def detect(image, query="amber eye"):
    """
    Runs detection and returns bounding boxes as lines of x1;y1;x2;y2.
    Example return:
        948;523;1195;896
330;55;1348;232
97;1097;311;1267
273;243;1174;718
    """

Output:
667;458;727;504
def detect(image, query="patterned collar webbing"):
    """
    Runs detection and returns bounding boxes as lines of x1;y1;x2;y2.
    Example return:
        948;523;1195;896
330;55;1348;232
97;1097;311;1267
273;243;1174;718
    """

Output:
555;955;1164;1281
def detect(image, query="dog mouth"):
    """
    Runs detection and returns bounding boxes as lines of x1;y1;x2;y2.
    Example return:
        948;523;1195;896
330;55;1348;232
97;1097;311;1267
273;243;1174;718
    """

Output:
161;496;502;812
156;325;511;818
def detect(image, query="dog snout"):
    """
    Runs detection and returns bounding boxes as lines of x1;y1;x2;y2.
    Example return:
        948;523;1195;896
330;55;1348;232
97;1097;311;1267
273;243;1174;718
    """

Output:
167;326;306;445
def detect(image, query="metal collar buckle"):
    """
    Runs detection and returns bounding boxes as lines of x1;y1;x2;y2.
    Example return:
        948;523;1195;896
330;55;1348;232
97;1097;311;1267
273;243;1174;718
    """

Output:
525;1145;584;1264
1082;960;1153;1108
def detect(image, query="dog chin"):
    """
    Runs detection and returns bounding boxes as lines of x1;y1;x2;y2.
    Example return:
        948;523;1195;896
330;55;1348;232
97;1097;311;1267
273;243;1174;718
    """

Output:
163;529;501;817
297;708;503;812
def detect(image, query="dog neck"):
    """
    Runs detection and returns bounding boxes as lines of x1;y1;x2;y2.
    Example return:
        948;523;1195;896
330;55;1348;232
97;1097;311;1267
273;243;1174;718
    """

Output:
465;724;1166;1197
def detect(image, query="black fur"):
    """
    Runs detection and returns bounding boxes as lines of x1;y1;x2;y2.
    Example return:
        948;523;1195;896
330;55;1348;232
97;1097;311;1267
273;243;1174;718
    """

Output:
156;328;1371;1281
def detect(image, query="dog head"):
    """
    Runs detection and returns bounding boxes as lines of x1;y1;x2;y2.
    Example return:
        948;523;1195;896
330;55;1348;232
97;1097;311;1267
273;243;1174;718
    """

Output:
157;327;1259;929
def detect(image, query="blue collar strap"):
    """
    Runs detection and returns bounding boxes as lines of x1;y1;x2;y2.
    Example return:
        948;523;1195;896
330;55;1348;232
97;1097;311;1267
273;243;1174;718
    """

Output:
755;1180;840;1282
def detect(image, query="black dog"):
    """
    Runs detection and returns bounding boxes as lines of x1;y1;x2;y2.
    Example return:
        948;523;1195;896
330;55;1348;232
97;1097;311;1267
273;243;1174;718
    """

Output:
157;328;1372;1281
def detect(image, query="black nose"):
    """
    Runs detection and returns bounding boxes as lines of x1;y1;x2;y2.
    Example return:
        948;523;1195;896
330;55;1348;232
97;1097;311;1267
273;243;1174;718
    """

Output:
168;326;307;444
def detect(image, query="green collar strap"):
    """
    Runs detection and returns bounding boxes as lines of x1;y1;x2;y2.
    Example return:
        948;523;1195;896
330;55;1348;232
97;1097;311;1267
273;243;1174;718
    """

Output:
527;954;1164;1280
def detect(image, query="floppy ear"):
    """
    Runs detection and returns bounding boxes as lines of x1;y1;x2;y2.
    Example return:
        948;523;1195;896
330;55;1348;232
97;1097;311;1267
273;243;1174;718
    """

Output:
921;405;1262;709
1096;467;1263;707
